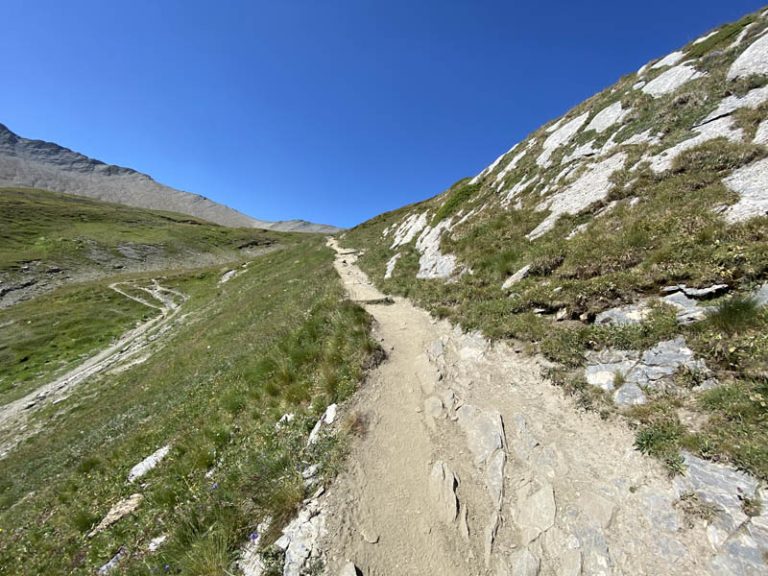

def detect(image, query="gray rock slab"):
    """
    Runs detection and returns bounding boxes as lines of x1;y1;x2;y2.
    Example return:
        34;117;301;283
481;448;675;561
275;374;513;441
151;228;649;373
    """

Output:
502;264;531;290
674;453;760;549
456;405;504;467
339;562;361;576
510;548;541;576
429;461;459;524
517;481;557;545
594;303;652;326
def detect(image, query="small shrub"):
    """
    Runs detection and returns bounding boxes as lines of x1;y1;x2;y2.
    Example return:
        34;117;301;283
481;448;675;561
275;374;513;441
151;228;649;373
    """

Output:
705;295;761;333
433;181;480;223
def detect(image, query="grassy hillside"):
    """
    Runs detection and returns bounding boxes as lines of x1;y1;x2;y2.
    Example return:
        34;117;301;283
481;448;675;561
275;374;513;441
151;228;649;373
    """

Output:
0;187;282;307
0;190;377;575
342;9;768;479
0;239;377;575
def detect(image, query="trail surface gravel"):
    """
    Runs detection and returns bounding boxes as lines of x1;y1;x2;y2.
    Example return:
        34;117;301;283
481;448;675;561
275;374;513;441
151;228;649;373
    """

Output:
322;239;719;575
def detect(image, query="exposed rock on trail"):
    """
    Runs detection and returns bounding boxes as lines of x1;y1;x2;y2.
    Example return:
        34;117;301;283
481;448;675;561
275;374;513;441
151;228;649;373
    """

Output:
319;239;765;575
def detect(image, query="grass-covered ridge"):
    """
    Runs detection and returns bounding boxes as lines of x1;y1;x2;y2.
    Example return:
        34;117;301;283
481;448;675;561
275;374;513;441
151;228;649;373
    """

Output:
0;238;378;575
341;7;768;479
0;187;282;303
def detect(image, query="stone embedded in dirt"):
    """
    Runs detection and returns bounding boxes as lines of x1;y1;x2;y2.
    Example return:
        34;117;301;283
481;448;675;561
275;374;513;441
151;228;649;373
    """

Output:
594;303;652;326
723;157;768;223
501;264;531;290
483;511;500;567
147;535;167;552
429;461;459;524
88;493;144;537
585;337;713;405
516;481;557;544
674;453;761;547
239;518;272;576
584;349;638;390
339;562;362;576
508;547;541;576
641;63;705;98
127;444;170;483
456;405;504;467
307;403;338;446
423;396;445;431
218;270;237;284
727;32;768;79
275;500;326;576
577;490;616;529
664;283;730;299
662;291;708;325
97;546;126;575
458;503;470;541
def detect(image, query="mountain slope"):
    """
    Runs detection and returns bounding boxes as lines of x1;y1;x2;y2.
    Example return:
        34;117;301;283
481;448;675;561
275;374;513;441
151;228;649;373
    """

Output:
343;7;768;483
0;187;284;307
0;123;341;233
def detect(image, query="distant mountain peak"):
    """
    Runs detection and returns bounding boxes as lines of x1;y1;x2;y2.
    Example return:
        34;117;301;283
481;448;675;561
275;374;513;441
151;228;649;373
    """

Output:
0;122;341;233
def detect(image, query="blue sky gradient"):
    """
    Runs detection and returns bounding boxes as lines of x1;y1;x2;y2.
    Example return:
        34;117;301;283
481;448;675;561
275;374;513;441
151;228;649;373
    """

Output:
1;1;765;227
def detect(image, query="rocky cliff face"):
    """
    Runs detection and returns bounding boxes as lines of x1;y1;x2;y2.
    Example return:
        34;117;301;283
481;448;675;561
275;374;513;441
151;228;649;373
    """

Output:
0;123;340;233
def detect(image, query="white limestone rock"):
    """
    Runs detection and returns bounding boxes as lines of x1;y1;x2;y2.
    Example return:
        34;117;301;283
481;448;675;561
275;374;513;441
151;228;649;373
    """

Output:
501;264;531;290
563;141;599;164
586;102;630;134
727;32;768;79
528;152;627;240
384;253;401;279
472;143;518;185
494;146;529;187
390;212;428;249
307;403;338;446
649;116;743;173
699;85;768;125
754;119;768;145
651;50;686;69
723;157;768;223
728;24;755;50
415;219;457;279
502;175;539;207
622;129;662;147
692;30;718;45
537;112;590;167
641;63;705;98
127;445;170;483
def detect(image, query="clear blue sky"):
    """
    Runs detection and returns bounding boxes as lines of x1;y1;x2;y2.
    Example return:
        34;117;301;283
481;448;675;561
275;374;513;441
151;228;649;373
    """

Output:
1;1;765;227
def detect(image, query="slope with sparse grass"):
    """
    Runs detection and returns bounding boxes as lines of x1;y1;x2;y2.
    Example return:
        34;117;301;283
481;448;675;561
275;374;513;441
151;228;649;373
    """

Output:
0;195;377;575
342;7;768;479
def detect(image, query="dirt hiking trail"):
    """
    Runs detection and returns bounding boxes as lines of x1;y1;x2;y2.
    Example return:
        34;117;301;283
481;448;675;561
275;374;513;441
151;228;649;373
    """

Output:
322;239;720;575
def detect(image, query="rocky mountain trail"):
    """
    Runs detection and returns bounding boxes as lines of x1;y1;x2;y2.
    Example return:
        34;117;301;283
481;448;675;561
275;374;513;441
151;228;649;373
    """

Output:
264;239;768;575
0;280;188;459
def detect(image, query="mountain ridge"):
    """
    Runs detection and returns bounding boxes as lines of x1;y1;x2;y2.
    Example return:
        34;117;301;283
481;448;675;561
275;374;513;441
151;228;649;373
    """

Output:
0;122;341;233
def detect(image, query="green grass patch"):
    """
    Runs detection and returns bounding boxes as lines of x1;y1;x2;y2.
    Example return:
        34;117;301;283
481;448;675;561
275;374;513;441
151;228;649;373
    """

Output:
0;238;378;575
